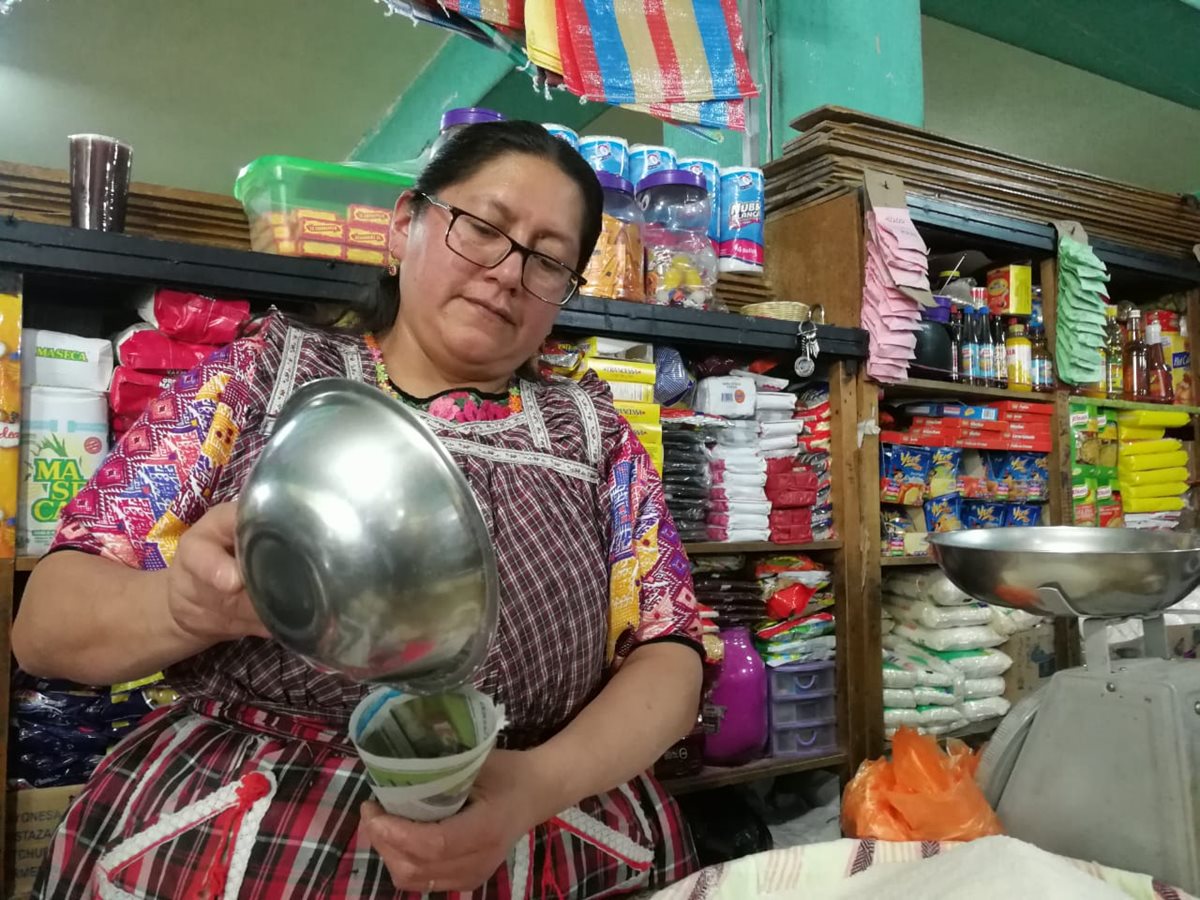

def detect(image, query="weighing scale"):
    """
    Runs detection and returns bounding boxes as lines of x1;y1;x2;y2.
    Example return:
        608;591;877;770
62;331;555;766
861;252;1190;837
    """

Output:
929;527;1200;893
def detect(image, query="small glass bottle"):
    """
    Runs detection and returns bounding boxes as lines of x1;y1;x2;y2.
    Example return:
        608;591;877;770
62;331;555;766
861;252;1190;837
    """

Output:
1005;320;1032;392
992;314;1009;389
960;305;978;387
1123;308;1149;401
1145;317;1174;404
1030;325;1054;393
972;289;993;386
1103;306;1124;400
949;306;963;383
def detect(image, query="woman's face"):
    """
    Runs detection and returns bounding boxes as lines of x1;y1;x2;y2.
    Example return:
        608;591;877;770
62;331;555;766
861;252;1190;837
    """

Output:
388;152;586;382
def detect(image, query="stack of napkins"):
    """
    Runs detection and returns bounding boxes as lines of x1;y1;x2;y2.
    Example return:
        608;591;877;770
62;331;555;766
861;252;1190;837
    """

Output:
861;172;933;383
1055;230;1110;386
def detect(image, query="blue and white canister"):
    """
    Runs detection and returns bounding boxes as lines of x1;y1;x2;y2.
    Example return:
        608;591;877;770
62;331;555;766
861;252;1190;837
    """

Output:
718;166;764;274
578;135;630;180
678;157;721;248
628;144;677;187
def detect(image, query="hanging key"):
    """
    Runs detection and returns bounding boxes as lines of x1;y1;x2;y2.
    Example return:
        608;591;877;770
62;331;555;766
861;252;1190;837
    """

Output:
794;320;817;378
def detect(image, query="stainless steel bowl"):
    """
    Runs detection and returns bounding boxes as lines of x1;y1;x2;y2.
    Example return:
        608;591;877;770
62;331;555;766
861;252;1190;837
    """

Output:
928;527;1200;619
236;378;499;692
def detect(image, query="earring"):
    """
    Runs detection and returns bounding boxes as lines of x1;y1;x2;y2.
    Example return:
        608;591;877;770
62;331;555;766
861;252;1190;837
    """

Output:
387;263;398;277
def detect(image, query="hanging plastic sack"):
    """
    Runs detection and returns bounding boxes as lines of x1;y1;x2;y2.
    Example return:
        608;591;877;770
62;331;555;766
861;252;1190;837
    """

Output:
653;345;695;406
842;727;1003;842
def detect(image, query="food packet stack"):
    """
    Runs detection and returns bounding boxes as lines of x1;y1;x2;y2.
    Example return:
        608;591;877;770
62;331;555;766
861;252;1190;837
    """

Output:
1117;409;1190;523
758;384;836;543
350;686;505;822
690;554;753;662
752;554;836;667
10;671;178;789
693;375;768;543
110;290;250;439
880;569;1015;735
540;337;663;471
661;410;724;545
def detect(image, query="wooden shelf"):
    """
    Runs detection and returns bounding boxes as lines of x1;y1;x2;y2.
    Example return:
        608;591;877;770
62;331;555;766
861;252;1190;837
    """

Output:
880;377;1055;404
663;752;845;795
15;557;39;573
881;556;936;567
684;539;842;555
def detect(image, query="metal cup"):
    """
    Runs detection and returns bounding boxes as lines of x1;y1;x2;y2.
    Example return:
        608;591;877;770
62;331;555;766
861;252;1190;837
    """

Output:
68;134;132;231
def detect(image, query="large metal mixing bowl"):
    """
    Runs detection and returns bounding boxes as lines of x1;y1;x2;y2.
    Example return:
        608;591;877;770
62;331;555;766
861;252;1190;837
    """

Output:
928;527;1200;619
236;378;499;692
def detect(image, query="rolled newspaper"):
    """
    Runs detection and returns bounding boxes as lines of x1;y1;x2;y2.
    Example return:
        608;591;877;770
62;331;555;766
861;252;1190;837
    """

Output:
350;686;505;822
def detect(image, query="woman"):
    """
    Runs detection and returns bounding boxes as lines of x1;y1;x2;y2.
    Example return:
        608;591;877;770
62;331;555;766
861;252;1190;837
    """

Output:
14;121;704;899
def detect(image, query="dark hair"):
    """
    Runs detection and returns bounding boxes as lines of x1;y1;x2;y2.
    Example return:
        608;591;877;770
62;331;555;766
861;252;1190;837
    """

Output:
358;120;603;333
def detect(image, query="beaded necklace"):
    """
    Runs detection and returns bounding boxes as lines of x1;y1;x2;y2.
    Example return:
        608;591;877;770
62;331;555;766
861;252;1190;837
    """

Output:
363;333;523;419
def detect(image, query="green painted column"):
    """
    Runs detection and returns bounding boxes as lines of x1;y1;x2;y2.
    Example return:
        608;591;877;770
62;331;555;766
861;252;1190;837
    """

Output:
765;0;923;158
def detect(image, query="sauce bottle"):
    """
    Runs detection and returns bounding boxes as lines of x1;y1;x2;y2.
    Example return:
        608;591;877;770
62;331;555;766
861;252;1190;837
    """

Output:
1103;306;1124;400
1005;320;1032;391
1145;316;1174;404
1123;308;1149;401
1030;325;1054;393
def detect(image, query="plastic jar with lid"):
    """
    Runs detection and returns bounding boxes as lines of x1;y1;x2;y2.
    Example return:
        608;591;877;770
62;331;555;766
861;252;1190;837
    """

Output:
636;170;718;310
431;108;505;158
581;172;644;301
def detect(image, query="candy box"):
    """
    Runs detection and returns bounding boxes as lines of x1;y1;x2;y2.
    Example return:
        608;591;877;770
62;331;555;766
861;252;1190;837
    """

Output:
924;494;964;533
986;264;1032;316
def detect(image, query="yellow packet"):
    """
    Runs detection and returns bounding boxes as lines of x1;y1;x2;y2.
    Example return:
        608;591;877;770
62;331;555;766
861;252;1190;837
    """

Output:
1122;482;1187;500
581;357;656;385
613;400;660;426
1123;495;1186;513
1117;466;1189;486
1118;438;1182;458
1118;425;1166;442
1118;450;1189;472
1117;409;1190;429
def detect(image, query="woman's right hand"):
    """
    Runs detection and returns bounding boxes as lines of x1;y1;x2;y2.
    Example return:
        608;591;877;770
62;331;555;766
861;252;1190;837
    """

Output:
166;501;271;644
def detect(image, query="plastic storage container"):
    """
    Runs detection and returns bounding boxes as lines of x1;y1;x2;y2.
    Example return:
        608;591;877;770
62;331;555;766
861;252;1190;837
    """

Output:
581;172;644;301
770;719;838;758
770;690;836;726
432;107;505;158
768;660;836;697
235;156;416;266
636;170;718;310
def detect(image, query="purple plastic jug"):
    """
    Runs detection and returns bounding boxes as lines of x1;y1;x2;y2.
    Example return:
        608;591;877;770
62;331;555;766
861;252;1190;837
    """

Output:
703;627;768;765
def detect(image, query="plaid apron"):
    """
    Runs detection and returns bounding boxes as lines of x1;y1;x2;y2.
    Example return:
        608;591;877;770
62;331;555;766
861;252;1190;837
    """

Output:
34;317;697;899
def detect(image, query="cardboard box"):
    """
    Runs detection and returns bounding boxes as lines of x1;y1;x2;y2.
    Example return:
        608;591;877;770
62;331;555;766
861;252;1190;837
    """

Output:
5;785;83;897
987;264;1033;316
1002;623;1057;703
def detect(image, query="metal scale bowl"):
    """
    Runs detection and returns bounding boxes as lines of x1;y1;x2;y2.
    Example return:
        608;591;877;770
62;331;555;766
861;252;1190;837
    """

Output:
929;527;1200;892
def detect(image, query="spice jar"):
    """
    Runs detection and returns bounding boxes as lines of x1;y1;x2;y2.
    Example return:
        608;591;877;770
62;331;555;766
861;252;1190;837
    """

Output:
580;172;644;301
431;108;505;158
636;170;718;310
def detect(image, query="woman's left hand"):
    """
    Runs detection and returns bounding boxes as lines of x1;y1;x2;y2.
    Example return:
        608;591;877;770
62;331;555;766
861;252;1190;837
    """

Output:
360;748;557;894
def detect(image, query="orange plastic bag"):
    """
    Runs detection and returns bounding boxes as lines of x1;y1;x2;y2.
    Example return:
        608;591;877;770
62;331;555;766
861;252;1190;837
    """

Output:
842;728;1003;842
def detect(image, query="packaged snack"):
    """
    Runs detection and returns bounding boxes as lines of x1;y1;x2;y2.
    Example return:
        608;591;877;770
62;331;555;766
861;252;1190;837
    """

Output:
927;447;962;499
962;500;1004;529
113;324;216;373
21;329;114;392
1029;454;1050;501
1117;409;1190;429
929;647;1013;678
882;511;911;557
138;289;251;344
924;494;964;533
1123;495;1187;513
1071;467;1099;526
1004;502;1042;527
881;445;931;506
1119;450;1189;472
1068;403;1100;467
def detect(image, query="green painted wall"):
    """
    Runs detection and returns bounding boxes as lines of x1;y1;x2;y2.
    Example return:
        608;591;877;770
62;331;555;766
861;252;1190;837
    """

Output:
767;0;924;157
0;0;446;194
922;17;1200;194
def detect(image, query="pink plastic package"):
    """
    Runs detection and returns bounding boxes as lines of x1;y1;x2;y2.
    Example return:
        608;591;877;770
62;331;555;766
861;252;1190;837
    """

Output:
114;325;217;373
109;367;174;419
138;289;250;344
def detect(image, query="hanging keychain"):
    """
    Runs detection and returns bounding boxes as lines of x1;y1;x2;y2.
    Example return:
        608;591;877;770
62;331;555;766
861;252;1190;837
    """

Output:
795;319;820;377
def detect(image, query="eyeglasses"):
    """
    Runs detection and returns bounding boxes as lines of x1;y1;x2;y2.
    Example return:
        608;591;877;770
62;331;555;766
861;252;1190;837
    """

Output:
417;192;585;306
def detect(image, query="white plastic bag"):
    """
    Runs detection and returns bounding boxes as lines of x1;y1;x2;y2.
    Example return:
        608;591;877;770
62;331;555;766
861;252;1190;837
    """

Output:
934;647;1013;678
913;685;957;707
883;688;916;709
882;638;965;691
894;622;1005;652
885;595;992;630
958;696;1011;722
881;660;917;689
884;569;972;606
883;707;923;727
915;705;962;725
963;677;1006;699
694;376;756;418
989;606;1043;637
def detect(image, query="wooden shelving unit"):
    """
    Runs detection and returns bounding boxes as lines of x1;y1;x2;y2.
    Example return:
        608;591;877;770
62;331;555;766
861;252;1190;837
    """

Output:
881;377;1055;405
663;752;846;796
880;556;937;567
683;539;842;555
